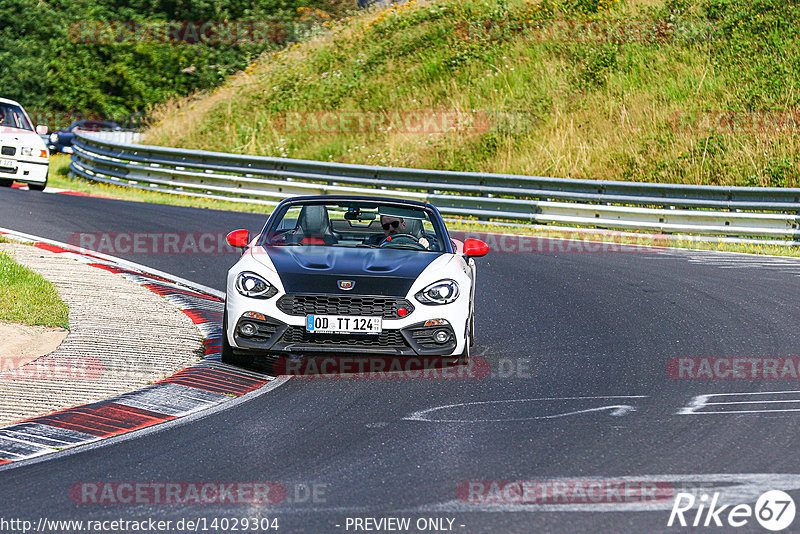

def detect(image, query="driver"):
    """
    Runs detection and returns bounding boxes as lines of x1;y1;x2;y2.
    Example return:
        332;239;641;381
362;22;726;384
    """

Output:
381;215;404;237
372;215;429;248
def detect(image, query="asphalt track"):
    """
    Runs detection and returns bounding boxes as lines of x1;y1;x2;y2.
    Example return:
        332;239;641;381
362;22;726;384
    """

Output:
3;188;800;533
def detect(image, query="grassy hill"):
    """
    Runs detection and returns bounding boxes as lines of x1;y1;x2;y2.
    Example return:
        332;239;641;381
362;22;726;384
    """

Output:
144;0;800;187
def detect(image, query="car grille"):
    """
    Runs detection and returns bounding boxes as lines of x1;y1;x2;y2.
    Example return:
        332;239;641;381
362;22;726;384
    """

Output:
277;294;414;319
1;146;15;156
280;327;406;348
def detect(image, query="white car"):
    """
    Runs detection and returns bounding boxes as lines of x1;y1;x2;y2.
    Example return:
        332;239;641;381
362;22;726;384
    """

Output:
0;98;50;191
222;196;489;370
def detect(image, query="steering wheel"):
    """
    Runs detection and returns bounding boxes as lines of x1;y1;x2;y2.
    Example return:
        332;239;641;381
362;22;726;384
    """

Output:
379;233;427;250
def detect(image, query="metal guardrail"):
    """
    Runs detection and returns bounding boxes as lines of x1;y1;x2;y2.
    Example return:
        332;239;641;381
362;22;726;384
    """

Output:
70;132;800;239
77;130;142;145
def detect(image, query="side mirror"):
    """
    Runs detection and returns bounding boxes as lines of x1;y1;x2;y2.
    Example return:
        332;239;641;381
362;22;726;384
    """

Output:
463;238;489;257
226;229;250;251
36;125;49;135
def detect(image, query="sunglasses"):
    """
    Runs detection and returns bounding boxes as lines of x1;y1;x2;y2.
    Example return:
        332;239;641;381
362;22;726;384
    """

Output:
381;221;401;231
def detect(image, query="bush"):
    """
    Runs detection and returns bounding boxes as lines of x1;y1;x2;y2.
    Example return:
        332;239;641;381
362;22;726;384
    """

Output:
0;0;356;128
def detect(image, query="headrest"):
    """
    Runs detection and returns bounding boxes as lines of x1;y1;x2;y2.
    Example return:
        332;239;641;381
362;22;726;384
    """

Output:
298;205;330;235
404;218;423;237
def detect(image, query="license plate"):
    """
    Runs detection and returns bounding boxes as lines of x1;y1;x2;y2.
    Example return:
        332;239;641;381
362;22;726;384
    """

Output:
0;159;14;168
306;315;382;334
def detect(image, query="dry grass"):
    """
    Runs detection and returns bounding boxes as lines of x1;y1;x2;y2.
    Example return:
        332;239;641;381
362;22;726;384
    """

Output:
141;0;799;187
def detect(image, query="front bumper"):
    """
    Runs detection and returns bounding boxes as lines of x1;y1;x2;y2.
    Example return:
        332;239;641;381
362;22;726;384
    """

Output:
48;144;73;154
0;158;48;184
225;252;472;358
231;315;457;356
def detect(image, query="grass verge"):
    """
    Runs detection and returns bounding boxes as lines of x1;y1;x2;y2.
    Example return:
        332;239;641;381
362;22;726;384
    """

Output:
0;246;69;329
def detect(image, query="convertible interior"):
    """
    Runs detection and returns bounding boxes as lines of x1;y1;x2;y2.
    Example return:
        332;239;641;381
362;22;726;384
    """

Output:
269;204;441;251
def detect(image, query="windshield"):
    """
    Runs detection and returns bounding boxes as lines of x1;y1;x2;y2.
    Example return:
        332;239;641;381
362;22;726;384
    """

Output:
0;103;33;131
262;200;446;252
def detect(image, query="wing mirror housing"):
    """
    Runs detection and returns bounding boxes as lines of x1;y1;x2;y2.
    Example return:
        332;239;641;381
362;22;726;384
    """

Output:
463;238;489;257
226;229;250;253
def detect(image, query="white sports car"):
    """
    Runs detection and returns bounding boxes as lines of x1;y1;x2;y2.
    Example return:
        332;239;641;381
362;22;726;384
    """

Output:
223;195;489;368
0;98;50;191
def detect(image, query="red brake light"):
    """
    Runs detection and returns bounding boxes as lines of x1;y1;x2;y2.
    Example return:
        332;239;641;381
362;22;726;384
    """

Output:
226;229;250;249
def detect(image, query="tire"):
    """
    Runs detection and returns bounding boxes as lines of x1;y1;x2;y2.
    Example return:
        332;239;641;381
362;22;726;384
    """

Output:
221;307;253;368
0;179;12;187
457;315;472;365
28;181;46;191
469;302;475;347
221;309;233;362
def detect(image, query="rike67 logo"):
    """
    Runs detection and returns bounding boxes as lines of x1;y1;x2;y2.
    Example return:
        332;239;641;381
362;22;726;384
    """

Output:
668;490;795;531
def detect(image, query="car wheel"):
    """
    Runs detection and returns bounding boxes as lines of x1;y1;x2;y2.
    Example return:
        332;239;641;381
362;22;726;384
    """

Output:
221;307;253;368
28;182;46;192
0;179;12;187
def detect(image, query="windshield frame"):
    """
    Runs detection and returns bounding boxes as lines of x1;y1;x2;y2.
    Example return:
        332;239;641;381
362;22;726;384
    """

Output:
257;197;453;254
0;103;34;132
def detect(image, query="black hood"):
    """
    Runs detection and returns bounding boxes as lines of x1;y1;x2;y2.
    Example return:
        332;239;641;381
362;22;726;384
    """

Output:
259;246;442;296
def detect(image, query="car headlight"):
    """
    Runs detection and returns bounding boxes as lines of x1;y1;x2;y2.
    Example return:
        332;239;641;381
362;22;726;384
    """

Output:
49;133;58;143
20;147;34;156
235;272;277;299
415;280;459;305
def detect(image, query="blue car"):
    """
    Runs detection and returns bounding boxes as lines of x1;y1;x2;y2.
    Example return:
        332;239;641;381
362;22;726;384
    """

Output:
48;120;121;153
